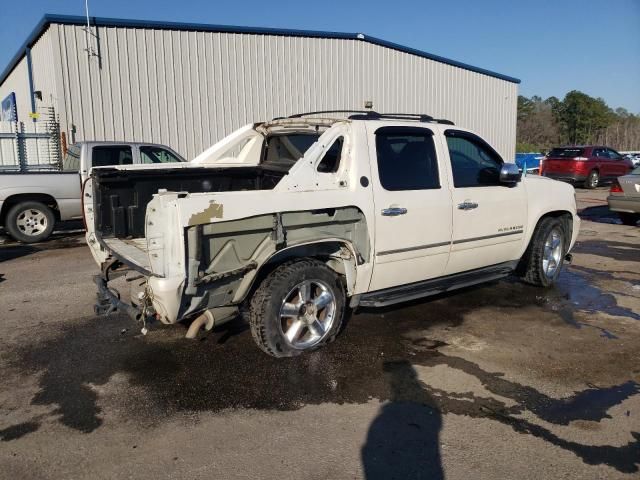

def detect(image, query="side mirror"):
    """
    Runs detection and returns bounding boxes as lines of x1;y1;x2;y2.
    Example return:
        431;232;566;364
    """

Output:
500;163;522;185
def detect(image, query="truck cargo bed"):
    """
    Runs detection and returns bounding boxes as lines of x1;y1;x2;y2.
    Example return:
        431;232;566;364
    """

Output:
93;165;287;240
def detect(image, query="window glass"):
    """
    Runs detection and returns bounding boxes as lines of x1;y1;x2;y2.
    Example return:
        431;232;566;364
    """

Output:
262;133;320;169
62;144;81;172
446;133;503;187
317;137;343;173
548;147;584;158
375;127;439;191
606;148;622;160
91;146;133;167
593;148;605;158
140;146;183;164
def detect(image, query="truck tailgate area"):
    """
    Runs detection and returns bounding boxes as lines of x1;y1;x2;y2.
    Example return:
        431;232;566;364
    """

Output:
102;237;151;271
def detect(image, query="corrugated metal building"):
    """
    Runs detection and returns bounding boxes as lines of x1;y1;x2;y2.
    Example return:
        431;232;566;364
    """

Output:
0;14;520;160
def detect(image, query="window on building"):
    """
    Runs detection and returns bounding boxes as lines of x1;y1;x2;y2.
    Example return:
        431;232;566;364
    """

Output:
317;137;343;173
140;146;183;164
375;127;439;191
91;146;133;168
445;132;503;187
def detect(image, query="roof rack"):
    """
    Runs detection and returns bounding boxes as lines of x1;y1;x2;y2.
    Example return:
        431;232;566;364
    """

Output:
287;110;373;118
285;110;454;125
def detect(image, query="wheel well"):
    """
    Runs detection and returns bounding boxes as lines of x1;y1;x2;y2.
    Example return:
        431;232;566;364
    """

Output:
1;194;60;223
248;241;357;299
517;210;573;275
537;210;573;244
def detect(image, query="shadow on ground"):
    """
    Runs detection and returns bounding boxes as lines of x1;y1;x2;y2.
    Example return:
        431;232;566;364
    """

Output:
2;267;639;474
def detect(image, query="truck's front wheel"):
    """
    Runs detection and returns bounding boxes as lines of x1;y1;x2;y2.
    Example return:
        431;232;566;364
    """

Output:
520;217;567;287
5;201;55;243
248;259;346;357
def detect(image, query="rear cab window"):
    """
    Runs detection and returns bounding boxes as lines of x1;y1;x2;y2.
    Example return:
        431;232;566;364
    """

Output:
262;133;320;170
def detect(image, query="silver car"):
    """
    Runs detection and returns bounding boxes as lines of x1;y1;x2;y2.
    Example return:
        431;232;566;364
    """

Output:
608;166;640;225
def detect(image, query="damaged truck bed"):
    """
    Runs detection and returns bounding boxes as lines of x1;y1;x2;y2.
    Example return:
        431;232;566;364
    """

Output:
87;113;579;357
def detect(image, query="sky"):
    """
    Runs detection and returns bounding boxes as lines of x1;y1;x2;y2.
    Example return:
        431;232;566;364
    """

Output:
1;0;639;112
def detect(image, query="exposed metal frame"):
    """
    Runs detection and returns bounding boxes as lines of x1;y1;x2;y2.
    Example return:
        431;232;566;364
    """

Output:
0;14;521;88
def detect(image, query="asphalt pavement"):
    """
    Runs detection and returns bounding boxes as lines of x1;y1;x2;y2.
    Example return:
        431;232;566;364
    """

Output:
0;188;639;479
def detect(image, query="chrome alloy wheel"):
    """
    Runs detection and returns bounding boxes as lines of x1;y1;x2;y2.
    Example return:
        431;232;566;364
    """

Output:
16;208;49;237
279;279;336;349
542;228;563;278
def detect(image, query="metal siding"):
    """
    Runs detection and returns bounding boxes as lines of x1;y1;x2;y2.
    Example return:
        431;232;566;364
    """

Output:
46;24;517;160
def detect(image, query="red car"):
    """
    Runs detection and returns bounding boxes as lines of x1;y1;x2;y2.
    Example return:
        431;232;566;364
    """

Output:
540;146;633;189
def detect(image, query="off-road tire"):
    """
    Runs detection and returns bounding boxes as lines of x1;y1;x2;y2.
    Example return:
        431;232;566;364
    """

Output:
248;258;346;357
520;216;566;287
619;212;639;226
584;170;599;189
5;201;55;244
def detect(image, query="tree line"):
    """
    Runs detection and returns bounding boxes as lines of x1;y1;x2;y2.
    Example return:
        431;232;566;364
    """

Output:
517;90;640;153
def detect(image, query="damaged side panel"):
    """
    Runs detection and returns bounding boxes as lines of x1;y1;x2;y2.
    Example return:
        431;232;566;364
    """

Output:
179;207;369;319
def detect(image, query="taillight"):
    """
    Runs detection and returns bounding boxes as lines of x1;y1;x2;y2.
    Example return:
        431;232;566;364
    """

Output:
610;180;623;193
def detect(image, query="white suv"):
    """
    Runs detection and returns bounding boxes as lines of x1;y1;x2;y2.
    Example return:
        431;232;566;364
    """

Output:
86;112;580;357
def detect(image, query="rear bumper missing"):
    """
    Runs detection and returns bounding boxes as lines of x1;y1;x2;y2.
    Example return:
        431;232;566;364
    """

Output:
93;275;146;323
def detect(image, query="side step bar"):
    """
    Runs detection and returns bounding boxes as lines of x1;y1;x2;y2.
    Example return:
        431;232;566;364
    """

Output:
358;261;519;308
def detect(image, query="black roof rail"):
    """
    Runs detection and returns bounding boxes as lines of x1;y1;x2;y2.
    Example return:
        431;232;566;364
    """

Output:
288;110;375;118
283;110;454;125
348;111;455;125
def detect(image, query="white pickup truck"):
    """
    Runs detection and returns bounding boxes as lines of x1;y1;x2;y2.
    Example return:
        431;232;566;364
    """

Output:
0;142;184;243
87;112;579;357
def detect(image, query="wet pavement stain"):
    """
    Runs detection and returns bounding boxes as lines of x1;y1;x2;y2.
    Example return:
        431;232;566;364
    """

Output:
3;271;640;473
574;239;640;263
554;269;640;322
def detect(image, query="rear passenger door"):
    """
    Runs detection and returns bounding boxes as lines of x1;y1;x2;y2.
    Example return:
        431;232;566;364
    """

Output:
607;148;628;176
443;130;527;275
368;125;453;291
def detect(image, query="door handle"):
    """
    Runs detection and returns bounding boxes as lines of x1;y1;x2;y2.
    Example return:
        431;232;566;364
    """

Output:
381;207;408;216
457;201;479;210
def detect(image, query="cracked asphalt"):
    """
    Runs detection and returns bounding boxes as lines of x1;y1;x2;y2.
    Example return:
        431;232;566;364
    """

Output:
0;188;639;479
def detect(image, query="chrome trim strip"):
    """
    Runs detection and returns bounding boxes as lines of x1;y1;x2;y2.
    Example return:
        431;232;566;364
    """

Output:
377;241;450;256
453;230;523;245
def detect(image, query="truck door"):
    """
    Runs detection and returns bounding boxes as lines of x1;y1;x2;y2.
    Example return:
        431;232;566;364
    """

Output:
442;130;527;275
368;125;453;291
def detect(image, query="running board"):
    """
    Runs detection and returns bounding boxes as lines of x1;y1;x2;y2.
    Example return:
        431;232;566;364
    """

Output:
359;261;519;308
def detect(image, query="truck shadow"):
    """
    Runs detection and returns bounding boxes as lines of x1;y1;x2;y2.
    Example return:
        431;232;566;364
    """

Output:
3;269;640;473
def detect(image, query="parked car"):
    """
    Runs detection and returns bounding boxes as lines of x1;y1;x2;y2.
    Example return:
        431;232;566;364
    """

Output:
540;146;633;189
0;141;185;243
87;112;580;357
608;166;640;225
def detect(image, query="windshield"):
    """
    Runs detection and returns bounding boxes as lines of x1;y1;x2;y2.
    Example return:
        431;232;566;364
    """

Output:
548;147;584;158
62;144;81;172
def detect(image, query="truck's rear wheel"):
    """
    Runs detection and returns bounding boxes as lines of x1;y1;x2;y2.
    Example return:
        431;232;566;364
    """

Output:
520;217;566;287
248;258;346;357
5;201;55;243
